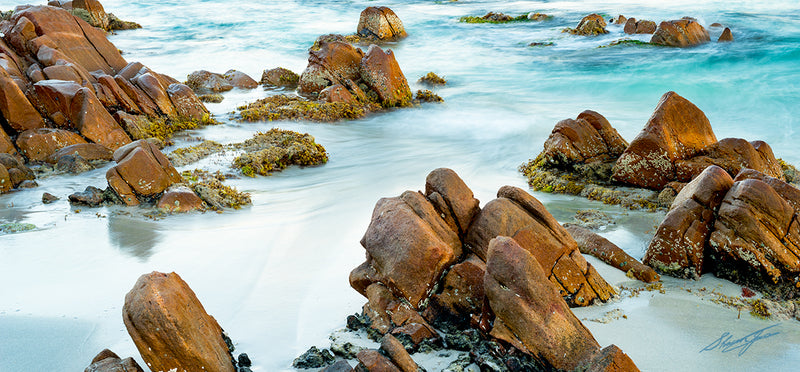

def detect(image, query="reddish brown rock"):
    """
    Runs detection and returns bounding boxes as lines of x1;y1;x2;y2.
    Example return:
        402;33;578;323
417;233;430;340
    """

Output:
71;87;132;149
355;349;401;372
0;164;10;193
9;6;128;74
709;175;800;293
97;74;139;113
223;69;258;89
186;70;233;95
72;0;110;30
579;345;640;372
261;67;299;87
157;185;205;213
351;190;461;308
135;72;177;118
357;7;407;41
0;127;15;154
380;335;418;372
298;41;364;95
319;84;357;104
611;91;717;189
624;18;657;34
360;45;411;107
123;272;235;372
34;79;82;126
650;19;711;47
16;128;87;161
107;139;181;199
568;14;608;36
0;66;45;132
360;283;436;343
113;111;150;140
465;186;615;306
46;143;112;164
718;27;733;42
84;349;144;372
484;236;600;369
430;254;486;318
645;165;733;279
540;110;628;168
675;138;783;181
424;167;480;236
566;224;660;283
167;83;209;120
114;75;159;117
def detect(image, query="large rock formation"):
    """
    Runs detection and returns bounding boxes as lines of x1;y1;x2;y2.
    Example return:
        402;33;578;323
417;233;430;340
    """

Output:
650;18;710;47
644;166;800;299
611;91;717;189
485;237;638;371
123;272;236;372
349;168;629;368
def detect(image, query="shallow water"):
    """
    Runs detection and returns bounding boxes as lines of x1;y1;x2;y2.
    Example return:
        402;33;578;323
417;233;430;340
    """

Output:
0;0;799;371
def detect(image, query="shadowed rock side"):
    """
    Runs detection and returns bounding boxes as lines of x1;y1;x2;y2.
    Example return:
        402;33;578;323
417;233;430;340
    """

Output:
565;224;660;283
84;349;144;372
521;91;794;211
644;166;800;299
348;168;634;371
357;6;407;41
123;271;236;372
0;4;211;194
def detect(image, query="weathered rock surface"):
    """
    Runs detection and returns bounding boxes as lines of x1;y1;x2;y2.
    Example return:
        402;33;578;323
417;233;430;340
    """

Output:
223;69;258;89
353;190;461;308
360;45;411;107
539;110;628;170
0;153;34;190
16;128;87;162
46;143;112;164
566;224;660;283
650;19;710;47
424;167;480;237
611;91;717;189
157;185;205;213
298;40;365;96
84;349;144;372
644;165;733;279
485;236;638;371
566;14;608;36
123;271;235;372
465;186;616;306
675;138;782;182
623;18;657;34
718;27;733;42
106;139;182;205
261;67;299;87
357;6;407;41
186;70;233;94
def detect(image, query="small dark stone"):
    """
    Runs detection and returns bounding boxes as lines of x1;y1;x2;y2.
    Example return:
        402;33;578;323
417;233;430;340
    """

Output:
346;314;367;331
321;360;354;372
42;192;59;204
237;353;251;367
68;186;104;206
237;367;253;372
18;180;38;189
292;346;335;369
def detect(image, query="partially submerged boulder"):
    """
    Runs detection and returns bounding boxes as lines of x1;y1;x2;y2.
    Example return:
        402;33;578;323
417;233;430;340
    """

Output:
623;18;657;34
123;272;236;372
261;67;299;87
650;18;710;47
106;139;182;205
186;70;233;94
84;349;144;372
718;27;733;42
565;14;608;36
538;110;627;176
223;69;258;89
357;6;407;41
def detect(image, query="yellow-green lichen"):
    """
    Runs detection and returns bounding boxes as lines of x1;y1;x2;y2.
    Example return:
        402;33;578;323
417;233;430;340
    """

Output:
236;95;377;122
418;72;447;86
230;129;328;177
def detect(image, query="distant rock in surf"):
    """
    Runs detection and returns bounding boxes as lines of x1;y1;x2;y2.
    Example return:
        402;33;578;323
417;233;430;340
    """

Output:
650;18;710;47
357;6;407;41
564;14;609;36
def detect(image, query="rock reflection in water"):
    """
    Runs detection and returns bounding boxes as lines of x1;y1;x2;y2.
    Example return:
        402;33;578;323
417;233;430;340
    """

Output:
108;215;160;259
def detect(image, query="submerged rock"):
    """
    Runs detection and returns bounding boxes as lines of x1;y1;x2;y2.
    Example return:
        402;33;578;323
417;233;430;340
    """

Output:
106;139;182;205
123;271;236;372
718;27;734;42
650;19;710;47
157;185;205;213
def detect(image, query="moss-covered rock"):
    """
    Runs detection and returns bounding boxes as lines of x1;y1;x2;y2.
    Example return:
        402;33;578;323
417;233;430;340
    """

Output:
198;94;224;103
418;72;446;86
236;94;378;122
230;129;328;177
415;90;443;103
168;140;225;167
460;12;551;24
181;169;251;210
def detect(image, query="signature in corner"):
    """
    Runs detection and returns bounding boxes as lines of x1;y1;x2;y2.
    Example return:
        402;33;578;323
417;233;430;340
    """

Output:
700;324;780;356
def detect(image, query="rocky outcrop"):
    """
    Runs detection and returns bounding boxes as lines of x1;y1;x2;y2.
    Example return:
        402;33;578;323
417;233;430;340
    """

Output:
611;91;717;189
465;186;616;306
623;18;657;34
566;224;660;283
123;271;236;372
538;110;627;175
84;349;144;372
357;7;407;41
644;166;800;299
349;168;623;365
260;67;299;87
106;139;182;205
0;153;34;192
675;137;783;182
485;236;639;371
360;45;412;107
50;0;141;31
565;14;608;36
650;18;710;47
46;143;112;164
0;5;208;168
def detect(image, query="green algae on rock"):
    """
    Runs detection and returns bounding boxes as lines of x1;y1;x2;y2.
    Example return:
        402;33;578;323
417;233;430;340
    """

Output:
0;223;36;234
236;95;377;122
415;90;443;103
198;94;224;103
418;72;446;86
167;140;225;167
459;12;551;24
181;169;251;210
230;129;328;177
